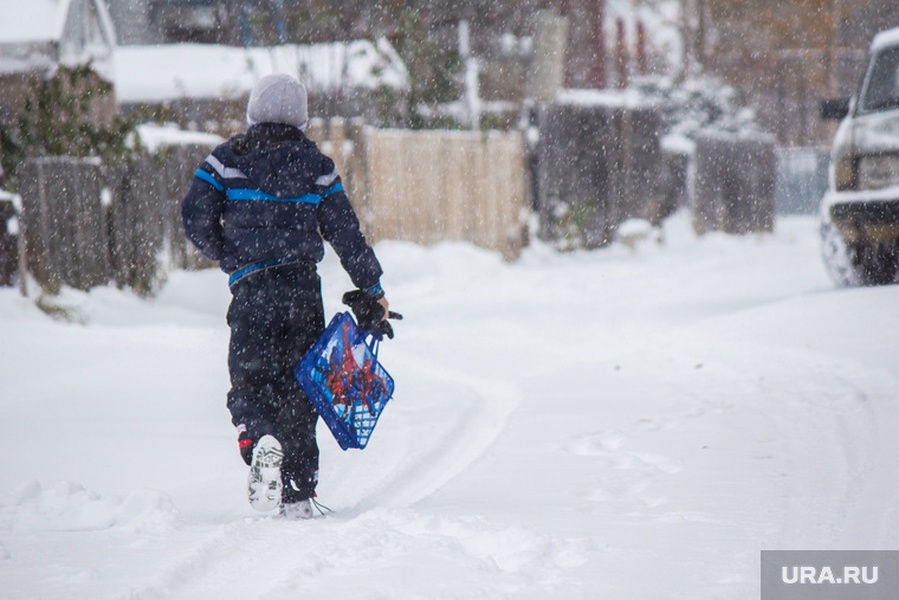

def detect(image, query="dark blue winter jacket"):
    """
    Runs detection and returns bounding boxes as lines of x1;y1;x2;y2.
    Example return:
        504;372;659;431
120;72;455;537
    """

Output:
182;123;382;291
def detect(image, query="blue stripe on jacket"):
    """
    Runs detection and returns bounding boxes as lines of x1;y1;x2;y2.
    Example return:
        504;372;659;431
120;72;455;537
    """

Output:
227;189;322;204
224;182;344;205
228;258;289;286
194;169;224;191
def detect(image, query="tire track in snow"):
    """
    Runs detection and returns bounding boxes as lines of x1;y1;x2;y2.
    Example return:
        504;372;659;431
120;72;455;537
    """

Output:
821;367;899;547
125;507;589;600
320;349;523;511
678;342;886;548
124;350;524;599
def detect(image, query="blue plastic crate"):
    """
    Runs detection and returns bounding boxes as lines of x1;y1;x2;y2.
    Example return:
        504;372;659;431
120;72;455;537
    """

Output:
295;312;394;450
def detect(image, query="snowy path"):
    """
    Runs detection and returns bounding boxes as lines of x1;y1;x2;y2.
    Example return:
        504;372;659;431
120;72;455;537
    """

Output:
2;214;899;598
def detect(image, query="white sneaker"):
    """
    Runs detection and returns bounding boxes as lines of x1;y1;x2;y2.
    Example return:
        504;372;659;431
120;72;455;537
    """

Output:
247;435;283;512
280;499;314;520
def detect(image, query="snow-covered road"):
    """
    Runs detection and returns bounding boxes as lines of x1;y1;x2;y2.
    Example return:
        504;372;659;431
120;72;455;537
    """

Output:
2;213;898;598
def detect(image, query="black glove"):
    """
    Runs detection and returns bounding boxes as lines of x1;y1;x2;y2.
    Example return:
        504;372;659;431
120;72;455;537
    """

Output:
342;289;403;339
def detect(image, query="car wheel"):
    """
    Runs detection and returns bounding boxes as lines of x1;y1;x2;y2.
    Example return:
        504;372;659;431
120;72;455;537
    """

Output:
820;218;861;287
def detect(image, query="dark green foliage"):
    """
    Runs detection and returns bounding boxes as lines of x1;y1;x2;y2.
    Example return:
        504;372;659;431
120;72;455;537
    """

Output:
389;9;463;129
2;64;139;190
283;3;469;129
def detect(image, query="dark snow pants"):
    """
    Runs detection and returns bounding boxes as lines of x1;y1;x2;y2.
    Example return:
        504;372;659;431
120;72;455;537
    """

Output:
226;262;324;502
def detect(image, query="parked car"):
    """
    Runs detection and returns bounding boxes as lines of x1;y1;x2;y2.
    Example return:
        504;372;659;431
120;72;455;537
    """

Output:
820;26;899;286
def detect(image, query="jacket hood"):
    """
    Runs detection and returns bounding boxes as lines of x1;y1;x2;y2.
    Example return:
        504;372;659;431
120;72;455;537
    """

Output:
229;124;321;197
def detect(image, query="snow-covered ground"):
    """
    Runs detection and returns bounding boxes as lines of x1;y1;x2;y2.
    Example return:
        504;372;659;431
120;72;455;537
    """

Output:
1;212;898;599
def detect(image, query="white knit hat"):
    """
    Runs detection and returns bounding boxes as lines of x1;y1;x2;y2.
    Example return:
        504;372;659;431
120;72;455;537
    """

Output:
246;73;308;130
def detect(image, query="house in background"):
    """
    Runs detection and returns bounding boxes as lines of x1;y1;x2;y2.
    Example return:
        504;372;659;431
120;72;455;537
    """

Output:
0;0;118;129
108;0;288;47
107;0;226;46
113;40;410;135
105;0;160;46
106;0;410;133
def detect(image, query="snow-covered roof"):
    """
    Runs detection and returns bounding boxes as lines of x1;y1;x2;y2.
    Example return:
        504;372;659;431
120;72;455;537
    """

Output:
0;0;116;79
557;88;653;109
872;27;899;53
134;123;223;154
0;0;72;44
114;39;409;104
0;0;115;45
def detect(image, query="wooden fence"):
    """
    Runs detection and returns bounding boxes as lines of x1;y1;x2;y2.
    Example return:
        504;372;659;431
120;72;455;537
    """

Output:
9;117;787;294
693;131;776;234
105;143;214;294
360;128;528;259
532;102;780;245
308;121;529;260
533;102;667;249
10;115;788;295
18;157;110;293
12;122;530;294
16;146;213;295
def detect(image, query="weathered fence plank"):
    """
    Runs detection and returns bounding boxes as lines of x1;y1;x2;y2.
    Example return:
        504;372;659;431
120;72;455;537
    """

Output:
18;157;109;292
108;142;218;294
160;144;216;271
106;157;163;294
15;139;217;296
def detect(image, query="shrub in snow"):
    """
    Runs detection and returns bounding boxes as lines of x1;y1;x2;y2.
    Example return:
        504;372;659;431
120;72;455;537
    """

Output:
633;75;764;141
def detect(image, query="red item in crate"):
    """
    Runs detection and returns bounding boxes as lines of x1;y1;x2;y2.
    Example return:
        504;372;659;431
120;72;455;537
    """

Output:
295;312;395;450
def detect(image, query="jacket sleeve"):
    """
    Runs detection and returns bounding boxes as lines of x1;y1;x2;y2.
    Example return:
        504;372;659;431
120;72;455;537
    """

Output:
315;164;383;291
182;160;226;262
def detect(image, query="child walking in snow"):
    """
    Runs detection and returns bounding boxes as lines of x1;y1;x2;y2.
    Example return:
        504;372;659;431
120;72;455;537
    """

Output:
182;73;396;519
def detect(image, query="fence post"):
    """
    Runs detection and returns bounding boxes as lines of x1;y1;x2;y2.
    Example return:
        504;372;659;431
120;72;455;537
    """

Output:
529;11;569;103
329;118;347;185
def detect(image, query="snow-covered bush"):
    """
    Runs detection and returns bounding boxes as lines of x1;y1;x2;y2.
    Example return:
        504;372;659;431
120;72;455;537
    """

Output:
632;75;764;140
